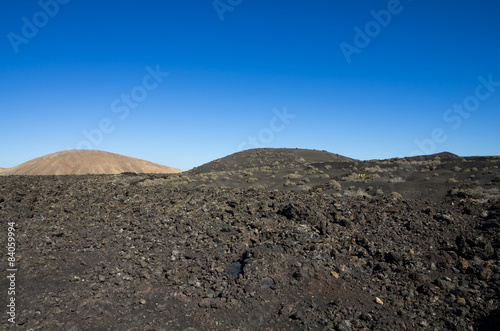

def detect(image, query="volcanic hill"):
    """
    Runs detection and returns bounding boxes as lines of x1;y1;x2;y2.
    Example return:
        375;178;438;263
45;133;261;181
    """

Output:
0;150;181;175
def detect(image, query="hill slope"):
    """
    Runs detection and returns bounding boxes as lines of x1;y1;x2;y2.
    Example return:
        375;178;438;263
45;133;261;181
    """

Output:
0;150;181;175
190;148;356;173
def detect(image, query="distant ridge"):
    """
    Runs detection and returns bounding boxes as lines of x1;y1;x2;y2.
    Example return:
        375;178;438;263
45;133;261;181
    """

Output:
407;151;460;160
0;150;181;175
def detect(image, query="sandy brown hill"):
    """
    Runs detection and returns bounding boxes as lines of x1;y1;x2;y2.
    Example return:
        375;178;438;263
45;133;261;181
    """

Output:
0;150;181;175
190;148;356;173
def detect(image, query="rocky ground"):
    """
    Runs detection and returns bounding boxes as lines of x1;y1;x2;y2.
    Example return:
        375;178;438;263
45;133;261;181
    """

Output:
0;173;499;330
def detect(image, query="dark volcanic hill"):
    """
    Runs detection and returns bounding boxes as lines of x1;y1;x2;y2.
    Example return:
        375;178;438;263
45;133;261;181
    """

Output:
190;148;356;173
135;148;500;201
404;151;460;161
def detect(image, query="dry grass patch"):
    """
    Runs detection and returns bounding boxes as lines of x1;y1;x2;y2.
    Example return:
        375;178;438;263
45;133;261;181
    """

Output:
284;173;302;179
389;177;406;183
329;180;342;191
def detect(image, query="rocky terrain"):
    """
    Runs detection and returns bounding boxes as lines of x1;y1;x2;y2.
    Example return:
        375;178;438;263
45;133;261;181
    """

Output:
0;149;499;330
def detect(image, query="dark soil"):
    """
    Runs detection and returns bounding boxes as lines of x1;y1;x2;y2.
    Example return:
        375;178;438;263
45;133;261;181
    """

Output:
1;173;499;330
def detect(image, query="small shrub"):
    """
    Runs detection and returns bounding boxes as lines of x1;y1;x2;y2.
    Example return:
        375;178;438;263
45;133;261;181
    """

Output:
364;165;384;173
300;185;312;191
447;178;458;184
366;174;380;180
297;178;310;185
389;177;406;183
329;180;342;191
167;181;188;187
304;165;319;174
324;164;332;170
344;188;368;197
285;173;302;179
340;172;358;181
390;191;403;199
375;188;384;196
453;166;462;172
247;178;258;183
320;173;330;179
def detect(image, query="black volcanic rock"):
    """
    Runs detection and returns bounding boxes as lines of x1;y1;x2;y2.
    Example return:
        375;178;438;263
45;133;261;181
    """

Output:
0;174;498;330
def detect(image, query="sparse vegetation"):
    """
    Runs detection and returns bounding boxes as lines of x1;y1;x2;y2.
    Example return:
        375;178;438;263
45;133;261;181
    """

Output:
364;165;384;173
329;180;342;191
167;181;188;187
344;188;369;197
298;178;310;185
300;185;312;191
450;185;500;200
390;191;403;199
284;173;302;179
389;177;406;183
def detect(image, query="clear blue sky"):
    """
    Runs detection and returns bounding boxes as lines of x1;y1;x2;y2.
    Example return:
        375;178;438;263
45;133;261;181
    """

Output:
1;0;499;171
